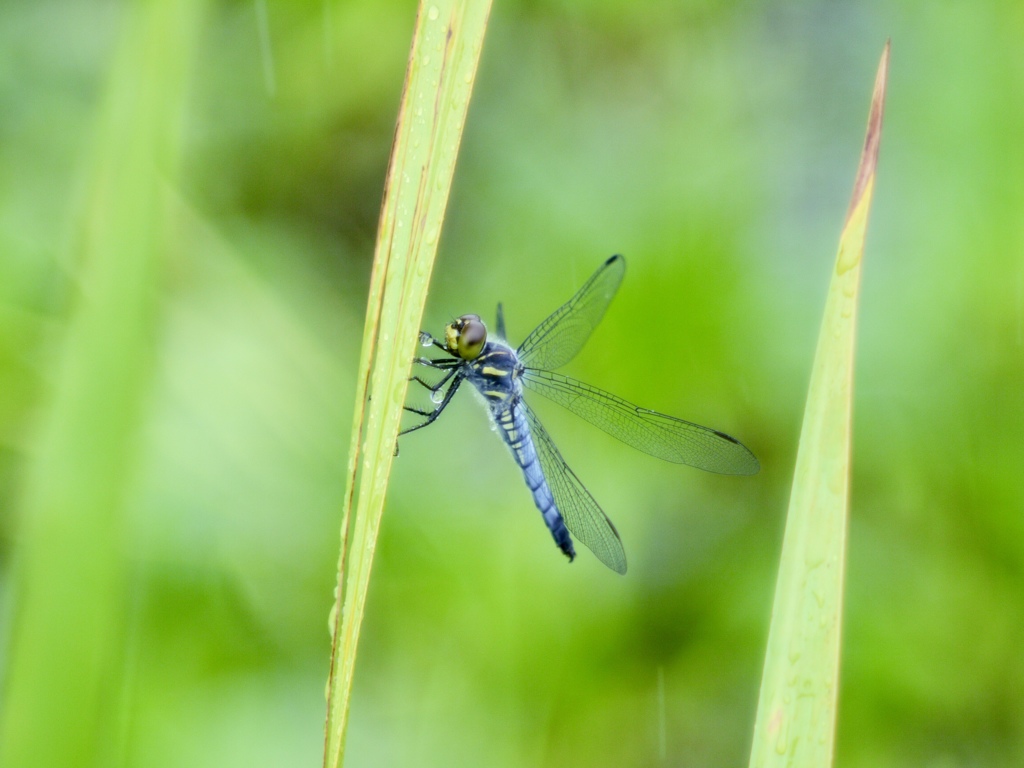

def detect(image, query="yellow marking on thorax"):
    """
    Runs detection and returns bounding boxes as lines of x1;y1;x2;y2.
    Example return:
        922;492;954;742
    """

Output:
481;366;510;377
483;390;508;399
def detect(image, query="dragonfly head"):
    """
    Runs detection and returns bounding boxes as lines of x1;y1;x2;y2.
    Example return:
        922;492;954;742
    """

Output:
445;314;487;360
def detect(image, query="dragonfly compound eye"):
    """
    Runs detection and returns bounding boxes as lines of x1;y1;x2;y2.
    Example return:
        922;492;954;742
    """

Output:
448;314;486;360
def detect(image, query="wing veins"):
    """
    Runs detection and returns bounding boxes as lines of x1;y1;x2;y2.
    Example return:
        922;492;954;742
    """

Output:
516;255;625;372
522;370;760;476
521;402;627;574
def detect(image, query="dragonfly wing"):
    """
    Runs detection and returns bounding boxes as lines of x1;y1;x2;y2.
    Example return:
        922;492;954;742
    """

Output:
495;302;507;341
522;401;627;574
522;369;760;476
516;255;625;372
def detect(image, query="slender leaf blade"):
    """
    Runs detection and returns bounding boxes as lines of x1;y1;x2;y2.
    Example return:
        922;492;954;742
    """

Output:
322;2;492;765
748;42;890;768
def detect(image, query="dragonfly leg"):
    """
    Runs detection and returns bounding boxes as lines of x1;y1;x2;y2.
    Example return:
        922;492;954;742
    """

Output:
398;374;464;437
409;362;459;393
416;332;449;353
412;356;460;368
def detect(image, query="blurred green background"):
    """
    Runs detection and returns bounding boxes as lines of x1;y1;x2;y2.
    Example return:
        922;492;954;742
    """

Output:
1;0;1022;766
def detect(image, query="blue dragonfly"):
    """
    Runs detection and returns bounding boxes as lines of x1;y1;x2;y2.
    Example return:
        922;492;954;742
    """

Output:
401;255;758;573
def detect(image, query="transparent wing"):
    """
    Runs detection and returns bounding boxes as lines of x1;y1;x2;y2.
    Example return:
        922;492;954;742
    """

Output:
516;255;625;372
495;302;507;341
522;370;760;476
521;401;627;574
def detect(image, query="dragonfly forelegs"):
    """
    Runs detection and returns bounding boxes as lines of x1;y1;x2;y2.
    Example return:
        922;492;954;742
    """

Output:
398;373;464;437
416;331;450;353
409;358;460;393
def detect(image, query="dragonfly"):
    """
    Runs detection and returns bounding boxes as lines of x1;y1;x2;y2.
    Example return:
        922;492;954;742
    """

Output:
401;255;758;574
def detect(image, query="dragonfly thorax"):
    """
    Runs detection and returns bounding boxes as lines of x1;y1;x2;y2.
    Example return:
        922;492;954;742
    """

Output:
444;314;487;360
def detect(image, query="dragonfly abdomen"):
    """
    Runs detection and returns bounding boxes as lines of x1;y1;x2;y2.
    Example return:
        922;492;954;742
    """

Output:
494;403;575;563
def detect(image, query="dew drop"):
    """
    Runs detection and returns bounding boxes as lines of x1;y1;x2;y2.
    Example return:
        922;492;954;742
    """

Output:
774;714;789;755
327;601;339;637
836;242;862;274
788;643;802;664
431;389;445;404
427;5;439;20
419;332;433;347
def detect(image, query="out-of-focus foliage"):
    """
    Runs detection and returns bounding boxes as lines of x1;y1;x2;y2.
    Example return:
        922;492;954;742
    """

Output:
0;1;1021;767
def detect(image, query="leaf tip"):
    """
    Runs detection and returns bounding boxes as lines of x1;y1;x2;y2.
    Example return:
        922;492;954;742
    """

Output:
845;41;890;225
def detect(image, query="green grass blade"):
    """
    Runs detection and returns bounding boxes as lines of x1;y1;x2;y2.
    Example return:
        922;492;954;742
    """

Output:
0;1;203;765
322;2;492;765
748;42;890;767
